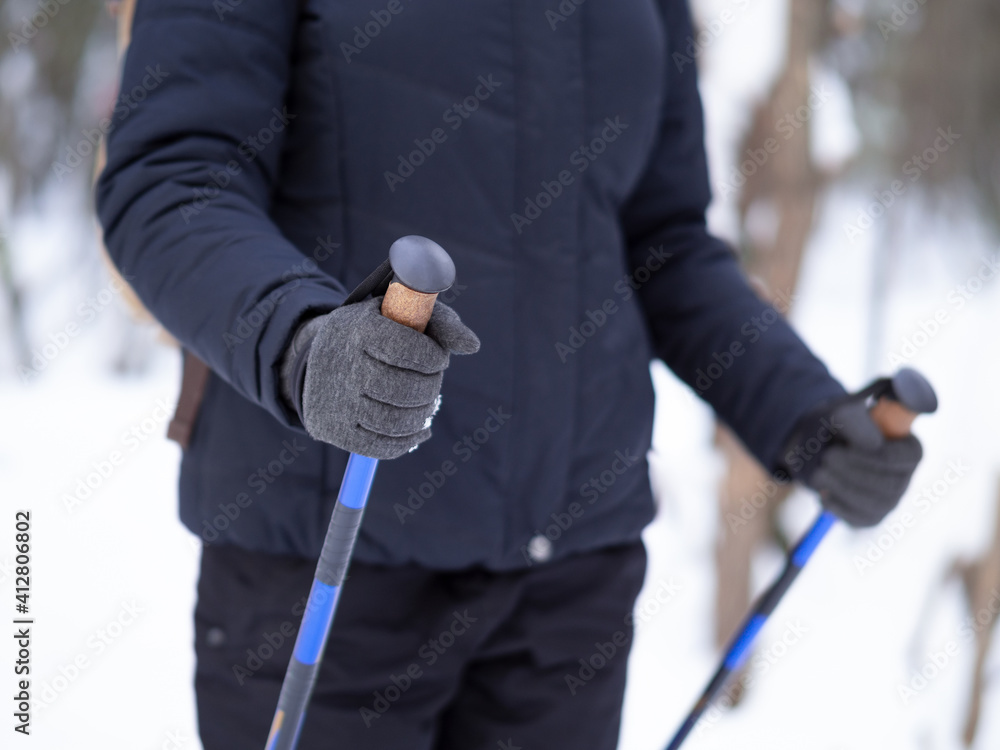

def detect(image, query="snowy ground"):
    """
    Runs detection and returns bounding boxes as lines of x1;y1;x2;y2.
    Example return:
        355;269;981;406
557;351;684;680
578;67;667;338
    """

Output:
2;1;999;748
0;347;198;748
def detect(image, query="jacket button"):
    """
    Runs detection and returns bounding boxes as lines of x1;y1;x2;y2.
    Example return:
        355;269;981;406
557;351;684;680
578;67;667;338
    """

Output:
527;535;553;563
205;627;227;648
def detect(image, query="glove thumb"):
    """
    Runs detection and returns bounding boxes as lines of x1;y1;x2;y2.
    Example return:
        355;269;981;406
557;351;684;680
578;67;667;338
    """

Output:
425;303;480;355
829;398;884;452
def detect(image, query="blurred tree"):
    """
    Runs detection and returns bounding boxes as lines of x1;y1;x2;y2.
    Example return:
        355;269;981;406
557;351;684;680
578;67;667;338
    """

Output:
952;487;1000;747
713;0;1000;721
712;0;837;703
1;0;107;201
854;0;1000;229
0;0;120;373
849;6;1000;743
822;0;1000;370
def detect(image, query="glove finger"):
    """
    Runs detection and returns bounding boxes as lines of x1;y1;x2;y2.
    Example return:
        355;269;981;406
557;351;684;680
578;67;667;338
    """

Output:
814;448;919;500
360;358;443;408
357;397;438;438
810;450;918;527
829;399;884;451
882;434;923;463
364;312;451;374
820;437;923;476
426;303;481;355
809;466;891;527
353;427;433;460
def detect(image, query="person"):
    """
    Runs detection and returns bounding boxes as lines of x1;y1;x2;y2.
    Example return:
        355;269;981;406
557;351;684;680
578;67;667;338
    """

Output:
96;0;923;747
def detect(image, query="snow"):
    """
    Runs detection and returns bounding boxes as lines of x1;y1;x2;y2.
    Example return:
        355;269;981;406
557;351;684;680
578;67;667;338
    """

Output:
1;2;998;748
0;349;199;747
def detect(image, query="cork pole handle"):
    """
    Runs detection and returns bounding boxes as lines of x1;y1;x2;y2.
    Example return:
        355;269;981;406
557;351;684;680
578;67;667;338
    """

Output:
381;283;438;333
870;398;917;439
379;235;456;334
869;367;938;439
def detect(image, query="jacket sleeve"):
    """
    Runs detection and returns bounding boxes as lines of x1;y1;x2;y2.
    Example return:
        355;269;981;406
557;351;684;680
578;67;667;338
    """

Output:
620;0;846;473
96;0;347;427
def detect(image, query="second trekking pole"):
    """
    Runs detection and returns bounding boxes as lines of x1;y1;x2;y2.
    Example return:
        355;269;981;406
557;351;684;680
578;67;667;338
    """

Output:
664;367;938;750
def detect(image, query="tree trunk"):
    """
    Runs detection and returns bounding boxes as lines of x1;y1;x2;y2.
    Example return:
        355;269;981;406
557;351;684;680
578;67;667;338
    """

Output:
713;0;829;699
956;481;1000;746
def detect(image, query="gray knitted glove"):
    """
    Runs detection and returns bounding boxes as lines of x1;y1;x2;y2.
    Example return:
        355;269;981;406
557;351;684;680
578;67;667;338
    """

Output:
283;297;479;459
780;398;923;528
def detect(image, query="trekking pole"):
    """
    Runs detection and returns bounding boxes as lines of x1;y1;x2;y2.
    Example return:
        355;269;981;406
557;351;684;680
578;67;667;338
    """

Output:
265;236;457;750
665;368;938;750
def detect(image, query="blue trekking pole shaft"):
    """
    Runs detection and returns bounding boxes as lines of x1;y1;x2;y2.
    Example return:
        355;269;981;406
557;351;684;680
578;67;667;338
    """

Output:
665;367;938;750
265;453;377;750
266;236;458;750
664;511;836;750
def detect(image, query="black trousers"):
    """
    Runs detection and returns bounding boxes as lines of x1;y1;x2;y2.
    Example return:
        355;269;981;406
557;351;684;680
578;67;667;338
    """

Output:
194;540;647;749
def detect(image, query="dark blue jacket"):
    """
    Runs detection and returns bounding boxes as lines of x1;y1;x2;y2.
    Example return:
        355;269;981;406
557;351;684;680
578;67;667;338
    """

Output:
97;0;845;570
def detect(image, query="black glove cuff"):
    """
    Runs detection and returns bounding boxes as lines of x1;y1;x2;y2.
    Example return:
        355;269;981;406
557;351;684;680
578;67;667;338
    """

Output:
278;315;326;424
277;259;397;424
775;402;844;485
